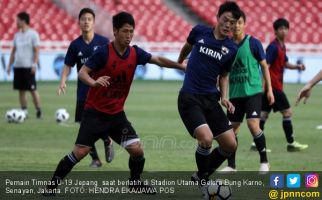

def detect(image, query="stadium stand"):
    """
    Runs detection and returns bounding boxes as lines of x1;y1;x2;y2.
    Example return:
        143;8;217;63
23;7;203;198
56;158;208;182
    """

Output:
92;0;192;42
183;0;322;44
0;0;79;41
1;0;322;51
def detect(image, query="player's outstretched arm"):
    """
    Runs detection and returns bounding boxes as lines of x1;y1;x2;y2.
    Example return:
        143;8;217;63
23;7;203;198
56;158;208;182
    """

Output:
149;56;186;71
79;65;110;87
296;69;322;105
260;60;275;105
285;62;305;71
177;42;192;64
219;70;235;114
57;65;71;96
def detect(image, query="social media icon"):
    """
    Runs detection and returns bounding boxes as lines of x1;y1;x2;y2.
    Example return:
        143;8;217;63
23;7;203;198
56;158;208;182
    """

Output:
305;173;319;188
270;174;284;188
287;174;301;188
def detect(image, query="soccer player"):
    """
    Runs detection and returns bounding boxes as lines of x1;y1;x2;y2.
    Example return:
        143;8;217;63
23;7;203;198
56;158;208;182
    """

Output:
220;11;274;173
177;1;241;198
259;18;308;152
296;69;322;105
57;8;114;168
7;12;42;118
44;11;185;196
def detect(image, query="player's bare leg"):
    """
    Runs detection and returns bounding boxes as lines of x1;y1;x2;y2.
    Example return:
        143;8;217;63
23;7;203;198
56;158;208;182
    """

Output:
220;123;240;172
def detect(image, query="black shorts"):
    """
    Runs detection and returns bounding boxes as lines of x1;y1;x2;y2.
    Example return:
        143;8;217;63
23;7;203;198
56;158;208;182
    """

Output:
76;110;139;148
75;101;85;123
13;68;37;91
227;93;262;123
178;92;232;138
262;90;290;112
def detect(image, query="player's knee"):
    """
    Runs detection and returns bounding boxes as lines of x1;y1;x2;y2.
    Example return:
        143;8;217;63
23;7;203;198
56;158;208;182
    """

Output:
73;145;91;160
247;121;261;134
126;142;144;157
197;136;213;148
220;136;237;153
228;139;237;152
282;109;292;118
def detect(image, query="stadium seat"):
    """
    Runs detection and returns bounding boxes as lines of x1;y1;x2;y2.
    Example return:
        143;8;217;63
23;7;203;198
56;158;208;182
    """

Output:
183;0;322;44
0;0;79;41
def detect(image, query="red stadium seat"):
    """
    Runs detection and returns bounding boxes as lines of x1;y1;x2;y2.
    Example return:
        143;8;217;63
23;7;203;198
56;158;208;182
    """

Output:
183;0;322;44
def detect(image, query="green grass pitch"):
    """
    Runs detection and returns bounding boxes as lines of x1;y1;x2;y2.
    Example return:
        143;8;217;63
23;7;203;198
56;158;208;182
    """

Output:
0;81;321;171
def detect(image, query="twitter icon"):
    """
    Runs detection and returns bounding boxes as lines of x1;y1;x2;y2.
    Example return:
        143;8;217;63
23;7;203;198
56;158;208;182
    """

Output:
287;174;301;188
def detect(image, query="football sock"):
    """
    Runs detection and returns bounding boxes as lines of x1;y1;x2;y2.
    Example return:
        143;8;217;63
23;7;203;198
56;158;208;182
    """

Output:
195;145;211;180
282;117;294;144
129;156;145;180
253;132;268;163
209;147;231;175
50;152;79;188
259;118;266;131
227;136;238;168
89;145;100;160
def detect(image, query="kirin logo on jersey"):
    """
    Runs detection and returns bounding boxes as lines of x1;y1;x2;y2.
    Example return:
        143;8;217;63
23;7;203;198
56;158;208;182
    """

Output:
93;46;99;51
199;46;223;60
221;46;229;55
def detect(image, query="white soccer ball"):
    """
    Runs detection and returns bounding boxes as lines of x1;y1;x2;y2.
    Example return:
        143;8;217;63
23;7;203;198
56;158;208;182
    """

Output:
207;179;232;200
55;108;70;123
5;109;26;123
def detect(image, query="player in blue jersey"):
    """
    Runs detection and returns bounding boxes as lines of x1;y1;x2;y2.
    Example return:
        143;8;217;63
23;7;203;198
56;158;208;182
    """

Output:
57;8;114;168
177;1;241;199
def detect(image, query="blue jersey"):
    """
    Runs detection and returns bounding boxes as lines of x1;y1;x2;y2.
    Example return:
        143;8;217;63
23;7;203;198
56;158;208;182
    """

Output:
266;41;288;65
181;25;238;94
64;33;109;101
242;35;266;62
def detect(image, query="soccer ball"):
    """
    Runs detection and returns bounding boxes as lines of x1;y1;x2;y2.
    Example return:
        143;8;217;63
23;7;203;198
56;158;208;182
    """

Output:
55;108;69;123
207;179;232;200
5;109;26;123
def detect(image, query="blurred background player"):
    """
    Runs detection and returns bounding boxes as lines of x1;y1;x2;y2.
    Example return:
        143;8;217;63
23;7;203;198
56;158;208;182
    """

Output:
177;1;241;198
220;11;274;172
57;8;114;168
256;18;308;152
6;12;42;119
296;69;322;105
44;11;185;196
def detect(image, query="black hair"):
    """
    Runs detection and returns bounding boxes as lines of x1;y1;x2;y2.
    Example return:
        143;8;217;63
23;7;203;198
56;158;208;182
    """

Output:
17;12;30;25
217;1;241;20
112;12;135;29
240;10;246;22
78;8;95;20
273;18;289;30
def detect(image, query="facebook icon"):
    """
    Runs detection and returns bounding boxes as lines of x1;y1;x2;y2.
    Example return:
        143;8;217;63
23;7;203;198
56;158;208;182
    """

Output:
270;174;284;188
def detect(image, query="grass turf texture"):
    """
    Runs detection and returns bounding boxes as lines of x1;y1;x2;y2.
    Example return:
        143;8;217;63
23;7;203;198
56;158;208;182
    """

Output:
0;81;321;171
